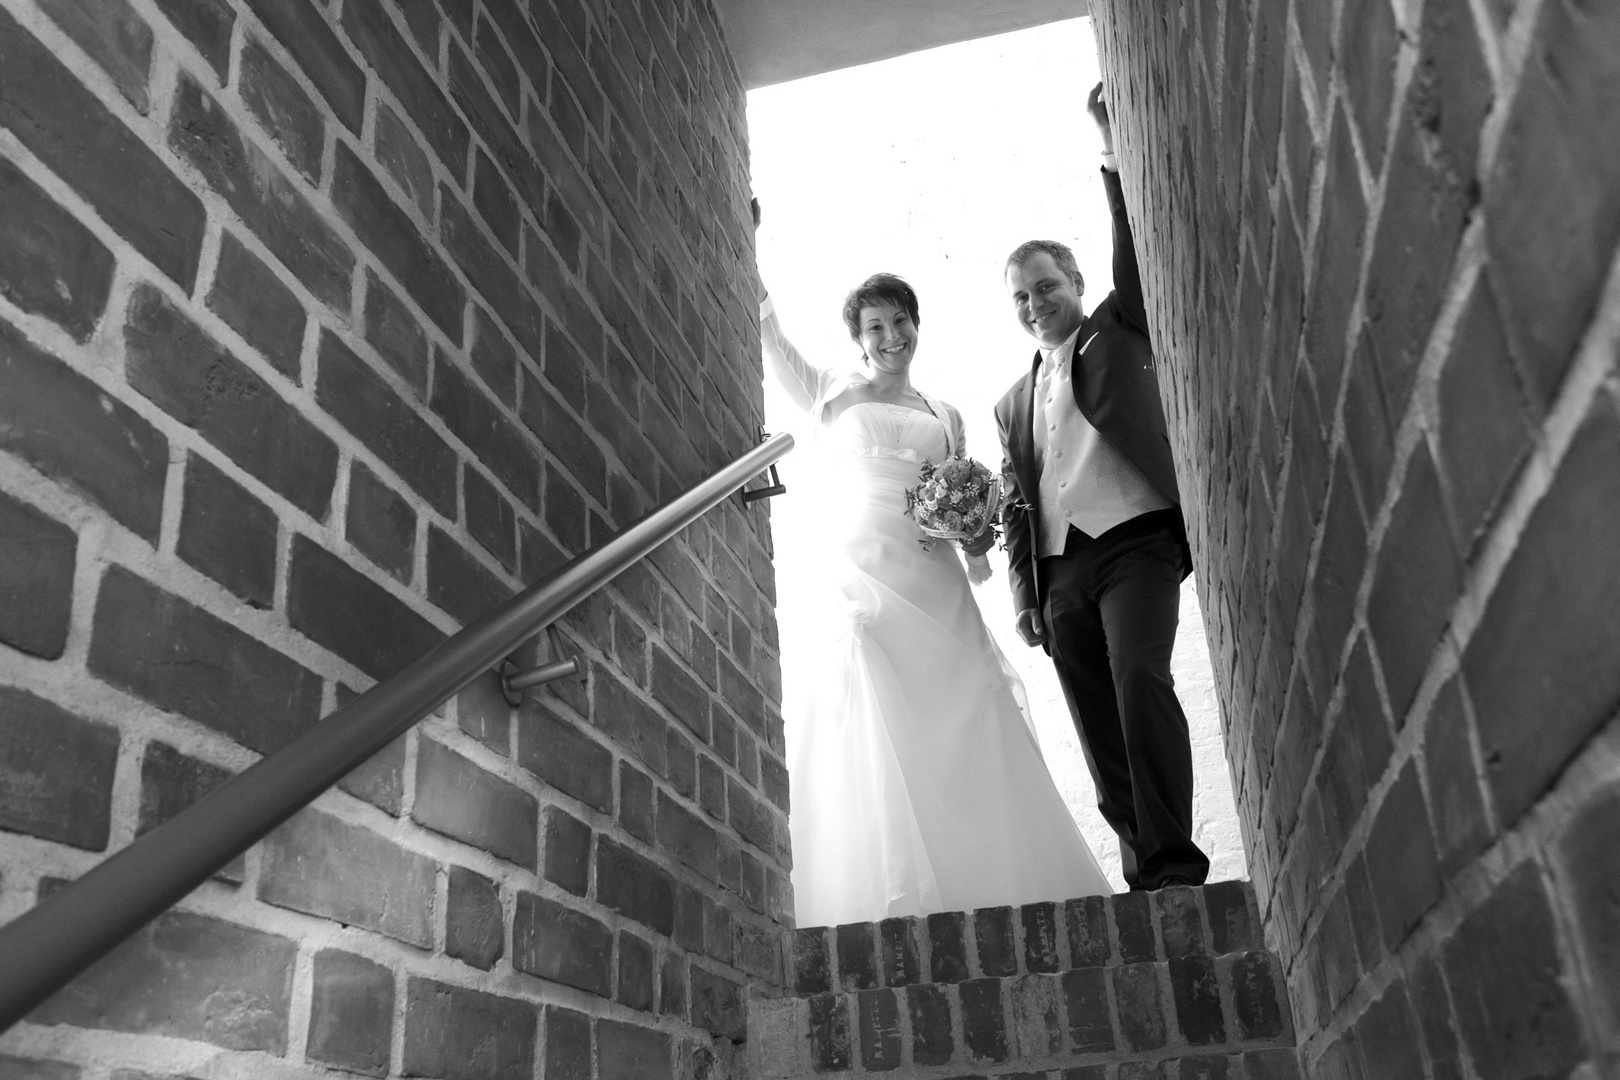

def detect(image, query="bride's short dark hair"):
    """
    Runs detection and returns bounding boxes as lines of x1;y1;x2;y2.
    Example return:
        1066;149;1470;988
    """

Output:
841;273;920;340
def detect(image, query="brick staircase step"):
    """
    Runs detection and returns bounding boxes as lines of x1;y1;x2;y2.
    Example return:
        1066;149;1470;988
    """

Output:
747;881;1301;1079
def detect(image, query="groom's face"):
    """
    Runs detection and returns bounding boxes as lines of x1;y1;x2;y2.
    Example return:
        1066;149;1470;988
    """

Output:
1006;253;1084;349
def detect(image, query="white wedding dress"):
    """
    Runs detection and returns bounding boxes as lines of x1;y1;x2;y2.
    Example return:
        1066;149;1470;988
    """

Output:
763;300;1111;927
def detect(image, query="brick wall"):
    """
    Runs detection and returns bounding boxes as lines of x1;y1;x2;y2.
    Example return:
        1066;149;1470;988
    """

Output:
0;0;789;1077
1091;0;1620;1075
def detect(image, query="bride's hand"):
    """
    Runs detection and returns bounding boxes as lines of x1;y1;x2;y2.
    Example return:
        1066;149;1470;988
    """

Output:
960;527;995;557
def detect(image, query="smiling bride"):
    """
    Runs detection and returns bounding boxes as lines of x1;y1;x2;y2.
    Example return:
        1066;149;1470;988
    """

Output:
758;268;1111;927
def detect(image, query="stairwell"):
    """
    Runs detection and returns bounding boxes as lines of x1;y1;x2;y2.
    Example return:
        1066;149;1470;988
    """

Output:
747;881;1299;1079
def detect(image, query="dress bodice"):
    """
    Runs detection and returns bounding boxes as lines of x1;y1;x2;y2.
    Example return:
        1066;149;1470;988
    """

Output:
823;401;950;464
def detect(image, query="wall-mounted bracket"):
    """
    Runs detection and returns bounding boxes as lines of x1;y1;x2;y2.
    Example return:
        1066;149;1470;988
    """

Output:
499;624;583;706
741;426;787;504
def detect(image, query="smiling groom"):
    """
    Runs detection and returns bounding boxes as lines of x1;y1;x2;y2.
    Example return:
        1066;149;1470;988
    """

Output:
975;82;1208;891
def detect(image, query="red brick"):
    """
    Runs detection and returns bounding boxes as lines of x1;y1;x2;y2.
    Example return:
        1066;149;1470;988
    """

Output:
37;0;152;113
1066;895;1112;966
1063;967;1114;1053
345;459;416;583
447;46;542;208
512;890;612;997
431;354;541;511
455;669;510;754
1231;951;1287;1040
337;726;406;816
288;535;444;681
515;699;613;812
0;490;75;660
1422;676;1493;875
362;269;430;396
241;0;363;132
1158;887;1206;959
908;983;953;1064
597;1020;672;1080
177;452;277;608
207;231;306;380
374;101;435;219
240;35;323;182
402;978;535;1080
881;917;922;986
440;191;546;358
169;76;353;308
1365;442;1461;720
1486;0;1619;406
1555;782;1620;1034
447;864;504;970
619;759;655;841
665;727;697;798
1444;862;1585;1079
426;524;511;625
1338;0;1398;174
542;804;591;895
543;1007;592;1080
0;1055;77;1080
136;740;243;882
128;286;338;517
1462;400;1620;825
1112;962;1166;1051
1408;957;1465;1080
89;564;322;752
0;153;114;341
4;324;168;537
1303;107;1366;401
807;992;851;1072
150;0;233;79
655;787;717;881
316;330;456;514
616;930;656;1011
0;5;205;289
856;987;901;1069
0;687;117;850
519;369;608;504
413;737;536;868
1352;980;1423;1079
595;835;675;935
307;949;393;1077
1435;278;1534;547
469;304;519;403
332;143;464;337
1171;955;1226;1045
702;896;733;965
794;927;831;994
660;953;687;1019
961;976;1010;1062
31;907;295;1050
341;0;469;171
472;148;521;254
260;807;436;947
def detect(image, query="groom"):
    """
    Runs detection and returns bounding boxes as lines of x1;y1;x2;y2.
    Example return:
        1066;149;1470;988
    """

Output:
971;83;1208;891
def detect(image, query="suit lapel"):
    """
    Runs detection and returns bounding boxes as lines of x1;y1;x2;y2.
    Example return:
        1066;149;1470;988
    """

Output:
1012;351;1040;497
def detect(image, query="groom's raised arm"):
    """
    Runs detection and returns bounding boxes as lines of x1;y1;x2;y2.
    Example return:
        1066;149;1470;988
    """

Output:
1091;85;1150;341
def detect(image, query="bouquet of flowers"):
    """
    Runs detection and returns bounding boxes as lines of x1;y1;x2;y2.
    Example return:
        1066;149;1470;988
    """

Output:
904;456;1003;549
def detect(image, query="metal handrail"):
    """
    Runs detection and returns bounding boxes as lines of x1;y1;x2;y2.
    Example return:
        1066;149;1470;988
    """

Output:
0;431;793;1032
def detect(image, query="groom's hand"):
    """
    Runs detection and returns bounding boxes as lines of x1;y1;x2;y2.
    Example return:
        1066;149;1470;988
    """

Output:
1086;82;1116;158
1015;607;1046;647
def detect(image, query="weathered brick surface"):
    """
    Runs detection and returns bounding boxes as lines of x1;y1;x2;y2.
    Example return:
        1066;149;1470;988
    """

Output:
29;909;295;1051
89;564;322;754
0;687;118;850
0;153;114;341
307;949;393;1076
1;2;779;1079
0;490;76;660
1093;0;1620;1074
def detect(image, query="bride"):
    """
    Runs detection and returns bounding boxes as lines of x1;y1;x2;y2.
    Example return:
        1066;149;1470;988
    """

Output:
760;269;1111;927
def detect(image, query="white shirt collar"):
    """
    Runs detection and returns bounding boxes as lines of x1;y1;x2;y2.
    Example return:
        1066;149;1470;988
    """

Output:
1039;325;1085;374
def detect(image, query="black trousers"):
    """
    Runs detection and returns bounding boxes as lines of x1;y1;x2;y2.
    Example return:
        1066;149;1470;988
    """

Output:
1038;509;1209;889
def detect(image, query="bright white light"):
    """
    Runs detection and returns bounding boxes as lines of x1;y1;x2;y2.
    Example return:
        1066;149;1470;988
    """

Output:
749;17;1246;892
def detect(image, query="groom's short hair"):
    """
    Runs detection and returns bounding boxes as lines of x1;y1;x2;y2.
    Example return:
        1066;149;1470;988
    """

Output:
841;273;921;340
1006;240;1084;292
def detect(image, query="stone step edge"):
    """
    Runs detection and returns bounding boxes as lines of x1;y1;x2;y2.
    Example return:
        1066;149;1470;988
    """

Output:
749;1046;1303;1080
792;881;1261;996
749;948;1296;1078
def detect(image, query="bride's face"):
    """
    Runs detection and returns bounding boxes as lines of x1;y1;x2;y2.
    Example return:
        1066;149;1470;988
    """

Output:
857;302;918;374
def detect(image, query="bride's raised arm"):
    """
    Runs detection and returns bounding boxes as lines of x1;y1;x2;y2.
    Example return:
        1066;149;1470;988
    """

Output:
759;289;839;416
